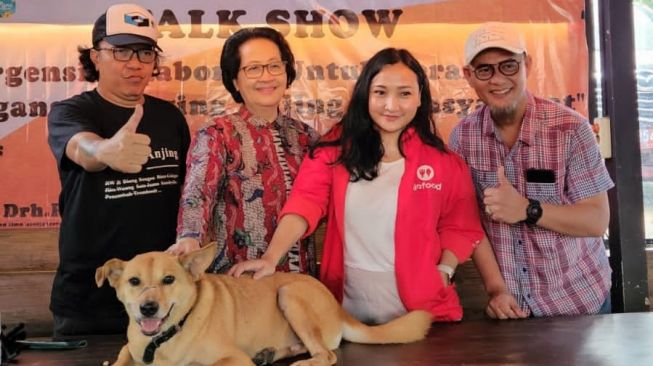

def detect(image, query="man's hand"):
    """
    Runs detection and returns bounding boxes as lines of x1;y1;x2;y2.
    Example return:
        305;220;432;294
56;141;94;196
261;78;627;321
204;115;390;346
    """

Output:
483;166;529;224
486;290;528;319
96;104;151;173
227;257;277;280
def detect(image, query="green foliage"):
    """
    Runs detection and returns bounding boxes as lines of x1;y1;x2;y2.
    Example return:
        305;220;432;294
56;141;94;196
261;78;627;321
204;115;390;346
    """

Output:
636;0;653;9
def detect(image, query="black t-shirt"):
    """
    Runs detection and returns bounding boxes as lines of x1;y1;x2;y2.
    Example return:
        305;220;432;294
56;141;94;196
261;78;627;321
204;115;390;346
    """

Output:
47;90;190;319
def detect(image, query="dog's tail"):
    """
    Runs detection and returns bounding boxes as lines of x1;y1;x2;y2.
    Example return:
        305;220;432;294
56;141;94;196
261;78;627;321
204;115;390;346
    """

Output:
341;310;431;344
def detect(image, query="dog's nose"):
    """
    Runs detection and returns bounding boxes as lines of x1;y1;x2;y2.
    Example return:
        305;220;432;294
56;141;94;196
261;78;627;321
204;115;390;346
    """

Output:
140;302;159;317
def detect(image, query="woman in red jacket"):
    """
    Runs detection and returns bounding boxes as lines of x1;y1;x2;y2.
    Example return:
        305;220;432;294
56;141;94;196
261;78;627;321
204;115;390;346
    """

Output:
230;48;484;323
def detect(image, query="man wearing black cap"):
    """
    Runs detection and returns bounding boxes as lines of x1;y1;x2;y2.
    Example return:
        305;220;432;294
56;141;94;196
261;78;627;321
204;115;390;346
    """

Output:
47;4;190;338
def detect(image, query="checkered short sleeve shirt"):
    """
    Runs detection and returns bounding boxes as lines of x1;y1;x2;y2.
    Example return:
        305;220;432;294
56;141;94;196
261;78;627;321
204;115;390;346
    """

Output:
449;92;614;316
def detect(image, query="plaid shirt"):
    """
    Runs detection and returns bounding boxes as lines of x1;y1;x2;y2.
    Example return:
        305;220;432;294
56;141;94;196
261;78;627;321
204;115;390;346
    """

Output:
449;92;613;316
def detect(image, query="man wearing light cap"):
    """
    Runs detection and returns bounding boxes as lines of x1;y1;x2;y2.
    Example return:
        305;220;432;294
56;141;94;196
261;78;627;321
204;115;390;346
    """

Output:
450;22;614;318
47;4;190;338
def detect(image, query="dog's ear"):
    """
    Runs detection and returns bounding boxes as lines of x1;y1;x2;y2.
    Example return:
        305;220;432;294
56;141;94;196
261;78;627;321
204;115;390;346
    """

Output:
179;243;218;281
95;258;125;288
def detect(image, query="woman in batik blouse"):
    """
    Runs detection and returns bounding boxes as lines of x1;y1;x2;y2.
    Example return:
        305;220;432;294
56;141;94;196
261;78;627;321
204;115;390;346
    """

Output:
167;27;319;275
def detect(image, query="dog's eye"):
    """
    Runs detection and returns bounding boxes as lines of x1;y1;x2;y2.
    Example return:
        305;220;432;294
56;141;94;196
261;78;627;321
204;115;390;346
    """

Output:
128;277;140;286
162;275;175;285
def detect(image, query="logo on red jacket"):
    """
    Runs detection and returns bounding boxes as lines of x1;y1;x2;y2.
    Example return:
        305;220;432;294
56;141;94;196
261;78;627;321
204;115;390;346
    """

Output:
417;165;434;181
414;164;442;191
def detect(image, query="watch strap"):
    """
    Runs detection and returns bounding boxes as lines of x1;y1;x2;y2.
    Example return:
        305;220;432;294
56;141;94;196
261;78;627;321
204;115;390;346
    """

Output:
437;264;455;277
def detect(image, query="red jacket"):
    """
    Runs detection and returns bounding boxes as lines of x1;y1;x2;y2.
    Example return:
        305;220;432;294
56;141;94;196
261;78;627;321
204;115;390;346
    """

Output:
281;127;483;321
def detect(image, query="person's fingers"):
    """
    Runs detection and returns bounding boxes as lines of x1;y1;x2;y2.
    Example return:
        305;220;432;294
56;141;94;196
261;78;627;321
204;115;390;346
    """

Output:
228;260;275;279
502;307;519;319
131;134;151;146
493;306;508;320
491;296;528;319
121;104;143;133
226;265;237;277
134;150;151;164
232;261;259;278
497;165;510;186
230;265;246;278
486;305;498;319
119;163;142;174
169;245;186;256
252;267;272;280
483;189;500;205
510;302;528;318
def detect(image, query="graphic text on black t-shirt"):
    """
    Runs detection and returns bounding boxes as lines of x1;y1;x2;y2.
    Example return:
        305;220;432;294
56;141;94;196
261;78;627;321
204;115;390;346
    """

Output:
149;146;179;163
104;173;179;200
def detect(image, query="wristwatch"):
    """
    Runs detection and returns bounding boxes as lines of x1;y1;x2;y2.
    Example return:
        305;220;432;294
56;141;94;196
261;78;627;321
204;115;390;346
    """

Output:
437;264;455;285
524;199;543;225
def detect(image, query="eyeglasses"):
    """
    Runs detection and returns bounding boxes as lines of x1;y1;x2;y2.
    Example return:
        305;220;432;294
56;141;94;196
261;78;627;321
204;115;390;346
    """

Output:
240;61;287;79
469;58;521;81
95;47;158;64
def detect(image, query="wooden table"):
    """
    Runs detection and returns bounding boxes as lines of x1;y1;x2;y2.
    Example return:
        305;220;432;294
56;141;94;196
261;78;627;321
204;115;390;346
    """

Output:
12;312;653;365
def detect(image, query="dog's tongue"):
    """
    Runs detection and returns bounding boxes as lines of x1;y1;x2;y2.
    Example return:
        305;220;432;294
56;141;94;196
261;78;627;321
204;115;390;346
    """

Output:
140;318;162;334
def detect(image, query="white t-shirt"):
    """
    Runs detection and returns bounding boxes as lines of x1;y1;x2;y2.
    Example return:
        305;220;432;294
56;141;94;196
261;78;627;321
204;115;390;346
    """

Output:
344;158;404;271
342;159;407;323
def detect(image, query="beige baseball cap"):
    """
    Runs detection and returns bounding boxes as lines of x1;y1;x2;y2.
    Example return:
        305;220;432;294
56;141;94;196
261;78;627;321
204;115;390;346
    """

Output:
464;22;526;65
92;3;161;50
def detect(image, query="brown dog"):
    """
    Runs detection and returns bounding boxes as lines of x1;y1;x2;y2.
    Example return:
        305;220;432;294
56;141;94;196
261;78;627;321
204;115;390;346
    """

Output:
96;243;432;366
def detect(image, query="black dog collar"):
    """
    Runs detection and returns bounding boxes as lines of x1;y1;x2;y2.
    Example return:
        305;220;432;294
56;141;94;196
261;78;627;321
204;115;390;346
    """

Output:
142;308;192;364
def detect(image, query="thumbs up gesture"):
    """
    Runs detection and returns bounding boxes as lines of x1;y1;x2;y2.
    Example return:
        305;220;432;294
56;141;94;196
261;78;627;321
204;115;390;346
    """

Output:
96;104;152;173
483;166;529;224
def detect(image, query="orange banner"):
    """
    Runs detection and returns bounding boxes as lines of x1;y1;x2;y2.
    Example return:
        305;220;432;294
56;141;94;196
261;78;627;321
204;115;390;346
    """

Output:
0;0;587;229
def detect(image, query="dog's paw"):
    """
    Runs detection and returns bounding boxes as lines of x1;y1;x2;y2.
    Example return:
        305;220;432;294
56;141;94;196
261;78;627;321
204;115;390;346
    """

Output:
252;347;276;365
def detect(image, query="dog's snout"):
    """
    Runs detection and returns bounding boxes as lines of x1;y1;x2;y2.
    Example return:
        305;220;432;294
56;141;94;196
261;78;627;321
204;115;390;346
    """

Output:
140;301;159;317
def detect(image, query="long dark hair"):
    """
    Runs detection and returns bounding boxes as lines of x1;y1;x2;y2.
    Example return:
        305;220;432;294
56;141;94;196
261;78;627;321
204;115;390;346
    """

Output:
311;47;446;181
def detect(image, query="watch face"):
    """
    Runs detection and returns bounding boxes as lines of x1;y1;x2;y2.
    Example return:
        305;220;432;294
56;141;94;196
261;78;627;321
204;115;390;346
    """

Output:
526;199;542;224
